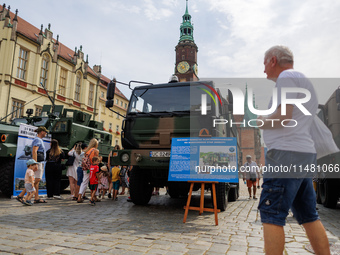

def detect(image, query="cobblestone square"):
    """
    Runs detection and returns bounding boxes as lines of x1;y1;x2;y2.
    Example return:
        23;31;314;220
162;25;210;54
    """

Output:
0;181;339;254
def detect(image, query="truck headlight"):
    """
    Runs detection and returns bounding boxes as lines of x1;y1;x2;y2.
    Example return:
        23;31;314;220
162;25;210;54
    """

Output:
121;153;130;163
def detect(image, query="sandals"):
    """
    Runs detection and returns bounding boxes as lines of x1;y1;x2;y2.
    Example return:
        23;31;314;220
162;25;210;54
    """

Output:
34;199;47;203
16;196;24;203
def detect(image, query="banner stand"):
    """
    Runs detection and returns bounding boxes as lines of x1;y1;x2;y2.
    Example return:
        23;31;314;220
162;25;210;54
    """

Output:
183;181;220;226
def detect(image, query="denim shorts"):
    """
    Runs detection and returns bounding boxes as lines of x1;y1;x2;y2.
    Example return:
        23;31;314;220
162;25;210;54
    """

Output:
76;167;83;186
258;149;319;226
112;180;120;191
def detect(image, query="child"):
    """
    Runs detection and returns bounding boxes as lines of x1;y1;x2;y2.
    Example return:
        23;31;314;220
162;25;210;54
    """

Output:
23;159;39;206
89;156;100;206
98;166;109;198
111;165;121;201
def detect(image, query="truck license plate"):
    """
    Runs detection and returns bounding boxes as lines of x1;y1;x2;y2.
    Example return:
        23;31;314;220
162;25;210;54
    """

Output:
150;151;170;157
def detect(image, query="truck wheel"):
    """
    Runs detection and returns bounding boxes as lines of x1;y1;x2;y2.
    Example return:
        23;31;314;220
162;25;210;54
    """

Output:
228;186;238;202
168;182;190;198
130;167;153;205
214;183;229;211
318;179;339;209
0;158;15;197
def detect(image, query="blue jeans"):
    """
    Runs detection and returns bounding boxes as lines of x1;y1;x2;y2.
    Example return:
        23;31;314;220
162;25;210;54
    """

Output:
76;167;83;186
258;149;319;226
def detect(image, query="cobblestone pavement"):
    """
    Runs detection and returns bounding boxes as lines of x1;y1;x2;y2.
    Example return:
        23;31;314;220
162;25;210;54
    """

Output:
0;180;339;255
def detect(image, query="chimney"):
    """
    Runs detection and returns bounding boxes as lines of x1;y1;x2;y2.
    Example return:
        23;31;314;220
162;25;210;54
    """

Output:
93;65;102;74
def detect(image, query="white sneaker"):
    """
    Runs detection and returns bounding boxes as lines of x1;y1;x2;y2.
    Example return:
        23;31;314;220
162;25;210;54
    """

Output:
53;195;63;200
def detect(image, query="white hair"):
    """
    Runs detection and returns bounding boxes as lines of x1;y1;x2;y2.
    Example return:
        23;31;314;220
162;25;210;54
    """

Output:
265;45;294;66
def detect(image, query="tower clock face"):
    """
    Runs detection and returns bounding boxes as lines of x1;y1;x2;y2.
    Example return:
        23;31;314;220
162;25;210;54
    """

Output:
177;61;190;74
193;64;198;76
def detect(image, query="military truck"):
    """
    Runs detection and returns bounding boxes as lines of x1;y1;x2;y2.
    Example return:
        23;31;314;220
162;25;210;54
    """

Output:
0;105;113;197
106;80;240;211
316;88;340;208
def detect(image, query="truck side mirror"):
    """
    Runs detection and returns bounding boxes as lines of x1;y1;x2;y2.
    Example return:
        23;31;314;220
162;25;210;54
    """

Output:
228;89;233;112
336;88;340;103
107;80;116;101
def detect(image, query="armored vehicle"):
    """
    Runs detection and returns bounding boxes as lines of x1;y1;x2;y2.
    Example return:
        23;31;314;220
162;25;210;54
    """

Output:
316;88;340;208
0;105;113;197
106;80;240;211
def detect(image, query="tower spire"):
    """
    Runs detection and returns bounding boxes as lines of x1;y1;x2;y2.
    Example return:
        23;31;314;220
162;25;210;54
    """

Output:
179;0;194;42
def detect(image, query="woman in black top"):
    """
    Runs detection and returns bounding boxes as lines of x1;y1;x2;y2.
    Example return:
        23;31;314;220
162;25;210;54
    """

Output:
45;139;65;199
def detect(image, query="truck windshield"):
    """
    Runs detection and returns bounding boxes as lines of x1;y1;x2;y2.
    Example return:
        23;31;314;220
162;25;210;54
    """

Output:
11;117;49;126
128;85;213;114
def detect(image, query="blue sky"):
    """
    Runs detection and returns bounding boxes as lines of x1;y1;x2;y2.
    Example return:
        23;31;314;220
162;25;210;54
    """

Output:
6;0;340;104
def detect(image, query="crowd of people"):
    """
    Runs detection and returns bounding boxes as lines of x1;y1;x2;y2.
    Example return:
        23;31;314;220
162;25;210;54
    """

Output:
17;132;133;206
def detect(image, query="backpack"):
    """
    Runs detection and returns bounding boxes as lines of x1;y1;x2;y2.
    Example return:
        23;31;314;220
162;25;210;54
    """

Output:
119;167;127;177
81;149;94;171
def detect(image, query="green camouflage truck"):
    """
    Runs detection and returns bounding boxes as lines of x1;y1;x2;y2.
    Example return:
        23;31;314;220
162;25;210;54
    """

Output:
0;105;113;197
106;80;240;211
316;88;340;208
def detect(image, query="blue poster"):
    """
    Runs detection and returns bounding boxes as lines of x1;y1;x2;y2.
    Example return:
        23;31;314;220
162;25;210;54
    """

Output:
13;124;51;197
168;137;238;182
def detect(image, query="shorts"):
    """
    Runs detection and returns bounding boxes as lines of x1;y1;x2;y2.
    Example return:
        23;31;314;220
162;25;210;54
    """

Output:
258;149;319;226
89;184;98;191
76;167;83;186
246;179;257;188
25;183;36;193
112;180;120;191
34;162;44;179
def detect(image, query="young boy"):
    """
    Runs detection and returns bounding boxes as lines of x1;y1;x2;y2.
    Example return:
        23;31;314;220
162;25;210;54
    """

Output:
111;165;121;201
89;156;100;206
23;159;39;206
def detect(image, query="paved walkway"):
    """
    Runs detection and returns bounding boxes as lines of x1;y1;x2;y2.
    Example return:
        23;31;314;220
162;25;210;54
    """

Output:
0;180;339;254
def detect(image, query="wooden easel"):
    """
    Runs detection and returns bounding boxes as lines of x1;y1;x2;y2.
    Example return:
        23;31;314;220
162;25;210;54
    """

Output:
183;181;220;225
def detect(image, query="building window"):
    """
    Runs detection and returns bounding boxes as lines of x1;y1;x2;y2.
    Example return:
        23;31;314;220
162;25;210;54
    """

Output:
74;72;81;101
109;123;112;130
115;140;119;146
35;106;42;116
125;103;127;109
101;91;105;98
11;99;25;119
40;54;49;88
116;99;119;105
117;112;120;119
88;83;94;106
120;101;123;107
59;68;67;96
17;48;28;80
116;125;119;132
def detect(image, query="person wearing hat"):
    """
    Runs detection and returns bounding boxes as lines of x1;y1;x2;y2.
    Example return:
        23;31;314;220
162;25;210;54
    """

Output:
22;159;38;206
32;126;48;203
16;126;48;203
242;155;259;199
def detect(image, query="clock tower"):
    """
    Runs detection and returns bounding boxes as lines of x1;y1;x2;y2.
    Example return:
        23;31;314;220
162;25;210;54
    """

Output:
175;0;198;82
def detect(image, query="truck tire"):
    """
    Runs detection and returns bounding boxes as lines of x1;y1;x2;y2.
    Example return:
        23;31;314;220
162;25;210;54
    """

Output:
0;158;15;197
129;167;153;205
318;179;339;209
214;183;229;211
167;182;190;198
228;186;238;202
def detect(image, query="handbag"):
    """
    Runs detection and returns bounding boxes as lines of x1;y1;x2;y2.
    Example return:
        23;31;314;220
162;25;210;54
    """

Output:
81;149;94;171
37;151;45;162
65;152;75;166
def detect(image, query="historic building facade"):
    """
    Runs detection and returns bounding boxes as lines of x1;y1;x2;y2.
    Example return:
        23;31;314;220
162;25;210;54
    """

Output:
0;4;128;147
174;0;198;82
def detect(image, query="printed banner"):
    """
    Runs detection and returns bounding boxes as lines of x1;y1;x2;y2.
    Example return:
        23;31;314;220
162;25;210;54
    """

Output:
168;137;238;182
13;124;51;196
